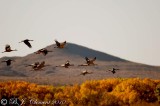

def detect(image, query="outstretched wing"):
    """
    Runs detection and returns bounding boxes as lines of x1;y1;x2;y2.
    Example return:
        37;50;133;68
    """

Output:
6;61;11;66
42;49;48;56
88;72;93;74
5;44;11;51
65;60;70;65
85;57;90;62
91;57;96;62
37;61;45;68
113;68;119;71
40;61;45;66
24;40;32;48
34;62;40;66
112;71;116;74
55;40;60;47
78;64;89;66
61;41;66;46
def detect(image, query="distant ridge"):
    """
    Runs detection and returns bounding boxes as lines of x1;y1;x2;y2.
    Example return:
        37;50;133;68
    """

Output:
30;42;128;62
0;42;159;85
62;43;127;62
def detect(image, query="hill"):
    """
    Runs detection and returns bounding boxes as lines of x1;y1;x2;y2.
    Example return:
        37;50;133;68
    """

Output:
0;43;159;85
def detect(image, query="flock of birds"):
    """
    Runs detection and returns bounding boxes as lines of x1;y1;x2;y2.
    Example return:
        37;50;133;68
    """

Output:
1;39;119;76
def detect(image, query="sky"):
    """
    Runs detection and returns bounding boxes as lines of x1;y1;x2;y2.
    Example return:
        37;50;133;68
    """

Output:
0;0;160;66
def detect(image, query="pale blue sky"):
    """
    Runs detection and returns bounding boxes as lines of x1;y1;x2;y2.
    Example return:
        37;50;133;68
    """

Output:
0;0;160;66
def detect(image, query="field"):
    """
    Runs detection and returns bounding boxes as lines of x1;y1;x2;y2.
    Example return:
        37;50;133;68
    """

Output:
0;78;160;106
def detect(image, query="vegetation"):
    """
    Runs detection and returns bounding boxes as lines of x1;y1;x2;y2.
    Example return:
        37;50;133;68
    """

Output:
0;78;160;106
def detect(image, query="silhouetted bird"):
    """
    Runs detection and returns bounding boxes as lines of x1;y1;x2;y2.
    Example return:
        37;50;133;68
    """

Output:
19;39;33;48
1;59;15;66
34;48;53;56
26;61;49;71
54;39;66;48
80;70;93;76
2;44;17;53
56;60;74;68
107;68;119;74
26;62;40;69
35;61;50;70
78;57;97;66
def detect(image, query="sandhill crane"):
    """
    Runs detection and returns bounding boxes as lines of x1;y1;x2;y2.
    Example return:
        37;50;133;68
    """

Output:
78;57;97;66
56;60;74;68
1;59;15;66
54;39;66;48
107;68;119;74
26;61;50;71
25;62;40;69
2;44;17;53
80;70;93;76
35;61;48;70
19;39;33;48
34;48;53;56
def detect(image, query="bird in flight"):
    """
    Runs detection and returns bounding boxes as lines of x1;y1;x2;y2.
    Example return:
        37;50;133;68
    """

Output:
34;48;53;56
1;59;15;66
107;68;119;74
19;39;34;48
79;70;93;76
56;60;74;68
2;44;17;53
34;61;50;70
78;57;97;66
26;61;50;71
54;39;66;48
26;62;40;69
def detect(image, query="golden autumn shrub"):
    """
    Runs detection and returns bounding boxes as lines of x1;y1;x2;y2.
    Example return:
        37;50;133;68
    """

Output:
0;78;160;106
155;83;160;103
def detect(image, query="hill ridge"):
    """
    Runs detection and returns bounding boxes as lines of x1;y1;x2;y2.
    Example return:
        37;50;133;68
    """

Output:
0;42;159;85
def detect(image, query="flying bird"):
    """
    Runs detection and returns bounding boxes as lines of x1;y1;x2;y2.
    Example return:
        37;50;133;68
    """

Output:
34;48;53;56
107;68;119;74
26;62;40;69
35;61;50;70
79;70;93;76
85;57;96;65
56;60;74;68
26;61;50;71
1;59;15;66
78;57;97;66
54;39;66;48
2;44;17;53
19;39;33;48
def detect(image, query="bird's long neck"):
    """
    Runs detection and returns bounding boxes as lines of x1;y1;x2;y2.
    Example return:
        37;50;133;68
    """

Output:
12;49;17;51
54;46;58;48
70;64;74;66
1;61;6;62
48;50;53;52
